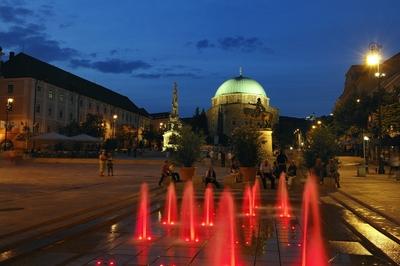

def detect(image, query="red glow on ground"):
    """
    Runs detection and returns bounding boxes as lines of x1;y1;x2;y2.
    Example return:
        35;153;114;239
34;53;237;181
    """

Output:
163;183;178;226
301;174;328;266
276;173;291;218
202;185;215;227
181;181;198;242
135;183;152;241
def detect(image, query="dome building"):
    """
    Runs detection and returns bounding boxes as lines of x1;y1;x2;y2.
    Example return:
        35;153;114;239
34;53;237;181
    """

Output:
207;70;278;156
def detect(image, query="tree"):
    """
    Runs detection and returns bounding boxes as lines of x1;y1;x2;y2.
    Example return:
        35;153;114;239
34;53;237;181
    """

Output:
171;126;205;167
303;126;338;168
231;126;263;167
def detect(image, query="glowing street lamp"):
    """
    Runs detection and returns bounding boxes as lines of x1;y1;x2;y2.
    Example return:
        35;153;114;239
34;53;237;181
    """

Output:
363;135;370;172
112;114;118;138
366;42;385;174
4;98;14;150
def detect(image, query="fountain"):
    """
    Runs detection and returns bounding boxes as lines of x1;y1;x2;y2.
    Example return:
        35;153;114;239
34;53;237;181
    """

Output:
243;184;256;217
277;173;291;218
210;190;241;266
252;179;261;210
202;185;214;226
180;181;199;242
135;183;152;241
162;183;177;225
301;174;327;266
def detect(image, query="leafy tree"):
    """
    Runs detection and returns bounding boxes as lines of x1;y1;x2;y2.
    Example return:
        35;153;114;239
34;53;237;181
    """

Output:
171;126;205;167
231;126;263;167
303;126;338;168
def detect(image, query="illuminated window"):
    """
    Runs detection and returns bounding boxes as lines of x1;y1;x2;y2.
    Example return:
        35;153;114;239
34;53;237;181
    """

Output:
59;93;64;102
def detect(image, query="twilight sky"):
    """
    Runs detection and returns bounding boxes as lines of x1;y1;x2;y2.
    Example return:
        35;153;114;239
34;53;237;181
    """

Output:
1;0;400;117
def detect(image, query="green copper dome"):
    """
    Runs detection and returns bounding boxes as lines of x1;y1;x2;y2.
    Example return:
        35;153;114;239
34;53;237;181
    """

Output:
214;76;267;97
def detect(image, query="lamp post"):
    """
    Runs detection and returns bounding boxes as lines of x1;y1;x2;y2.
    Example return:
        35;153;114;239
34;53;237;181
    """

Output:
363;135;370;172
366;42;385;174
4;98;14;150
112;114;118;139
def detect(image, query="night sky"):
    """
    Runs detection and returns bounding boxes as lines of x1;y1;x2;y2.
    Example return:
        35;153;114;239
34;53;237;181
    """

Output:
1;0;400;118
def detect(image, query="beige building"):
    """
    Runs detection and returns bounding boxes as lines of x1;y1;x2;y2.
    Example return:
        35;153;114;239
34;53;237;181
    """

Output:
0;52;150;149
207;72;278;156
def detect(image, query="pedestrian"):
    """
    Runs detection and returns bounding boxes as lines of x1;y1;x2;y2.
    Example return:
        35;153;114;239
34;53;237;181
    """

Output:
158;160;171;187
204;165;221;188
220;151;226;167
272;161;280;180
169;162;181;182
107;152;114;176
99;150;107;176
287;160;297;188
314;157;324;184
276;149;288;176
260;159;274;189
327;158;340;188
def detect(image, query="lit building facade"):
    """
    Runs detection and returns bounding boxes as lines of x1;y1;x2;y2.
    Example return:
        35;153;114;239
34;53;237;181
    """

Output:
0;52;150;149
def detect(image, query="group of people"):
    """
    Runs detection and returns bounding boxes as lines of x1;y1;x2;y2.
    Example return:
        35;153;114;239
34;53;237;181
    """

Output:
258;150;297;190
314;157;340;188
99;150;114;176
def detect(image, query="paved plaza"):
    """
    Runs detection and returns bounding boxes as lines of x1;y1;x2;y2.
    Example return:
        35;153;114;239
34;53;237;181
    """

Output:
0;157;399;265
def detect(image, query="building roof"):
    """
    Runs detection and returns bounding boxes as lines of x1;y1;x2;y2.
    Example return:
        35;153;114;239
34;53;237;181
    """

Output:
150;112;170;119
214;75;267;97
1;53;144;114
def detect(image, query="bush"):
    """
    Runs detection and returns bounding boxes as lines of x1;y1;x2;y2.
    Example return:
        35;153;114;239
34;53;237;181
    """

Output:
231;126;263;167
303;126;337;168
172;126;205;167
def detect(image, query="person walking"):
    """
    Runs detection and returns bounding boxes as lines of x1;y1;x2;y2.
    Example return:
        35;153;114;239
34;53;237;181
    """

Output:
287;160;297;188
276;149;288;176
158;160;171;187
327;158;340;188
107;152;114;176
99;150;107;176
260;159;274;189
314;157;324;184
204;165;221;188
169;162;181;182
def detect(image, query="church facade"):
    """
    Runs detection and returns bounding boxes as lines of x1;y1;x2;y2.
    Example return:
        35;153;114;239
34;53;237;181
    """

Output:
207;72;279;156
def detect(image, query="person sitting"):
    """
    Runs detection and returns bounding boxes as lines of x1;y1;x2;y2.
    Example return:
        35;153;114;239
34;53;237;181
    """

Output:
204;166;221;188
169;163;181;182
158;160;171;187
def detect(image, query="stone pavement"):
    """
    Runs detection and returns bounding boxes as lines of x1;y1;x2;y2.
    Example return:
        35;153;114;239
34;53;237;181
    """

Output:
1;157;399;265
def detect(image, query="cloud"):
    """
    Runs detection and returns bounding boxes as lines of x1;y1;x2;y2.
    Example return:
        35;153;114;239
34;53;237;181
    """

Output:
38;4;54;17
0;4;33;23
196;39;214;50
0;24;79;61
110;49;118;55
133;71;202;79
191;36;273;53
70;58;151;74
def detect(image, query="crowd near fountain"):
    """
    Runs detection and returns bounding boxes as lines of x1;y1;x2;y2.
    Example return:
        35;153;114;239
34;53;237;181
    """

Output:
134;173;327;265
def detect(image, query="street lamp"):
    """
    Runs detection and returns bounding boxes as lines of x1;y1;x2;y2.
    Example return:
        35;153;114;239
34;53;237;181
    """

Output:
363;135;370;172
112;114;118;138
366;42;385;174
4;98;14;150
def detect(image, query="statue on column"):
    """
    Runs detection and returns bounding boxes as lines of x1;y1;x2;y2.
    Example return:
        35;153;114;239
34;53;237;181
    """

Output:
171;82;179;119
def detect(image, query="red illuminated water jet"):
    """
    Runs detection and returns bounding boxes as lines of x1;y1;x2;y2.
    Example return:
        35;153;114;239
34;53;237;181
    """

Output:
135;183;152;241
252;179;261;210
180;181;199;242
202;185;214;227
277;173;291;218
243;184;256;217
301;174;327;266
211;190;241;266
162;183;177;225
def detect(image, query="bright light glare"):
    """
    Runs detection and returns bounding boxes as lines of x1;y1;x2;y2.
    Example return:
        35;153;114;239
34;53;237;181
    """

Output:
366;52;381;66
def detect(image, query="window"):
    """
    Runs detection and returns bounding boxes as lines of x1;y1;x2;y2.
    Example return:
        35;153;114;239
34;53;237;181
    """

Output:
48;89;54;100
7;84;14;94
37;86;42;93
70;95;73;104
36;104;41;113
79;99;83;107
96;105;99;113
59;93;64;102
48;107;52;116
104;107;107;114
69;113;73;121
59;110;63;119
88;102;92;109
